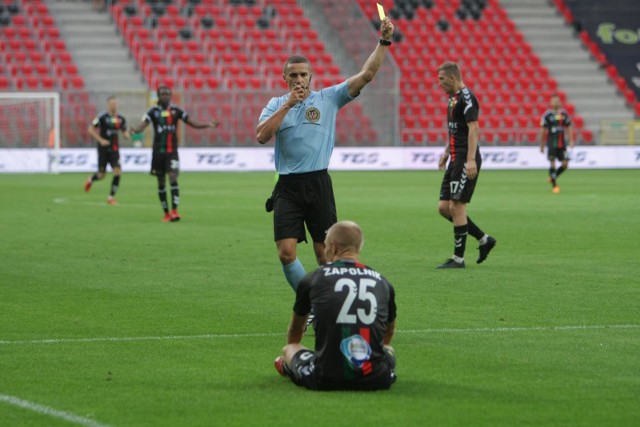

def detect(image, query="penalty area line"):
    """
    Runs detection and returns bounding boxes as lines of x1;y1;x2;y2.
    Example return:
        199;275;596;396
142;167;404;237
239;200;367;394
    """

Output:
0;325;638;346
0;394;110;427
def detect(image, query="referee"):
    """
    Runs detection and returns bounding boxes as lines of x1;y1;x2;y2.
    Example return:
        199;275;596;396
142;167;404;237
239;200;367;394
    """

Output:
256;18;395;291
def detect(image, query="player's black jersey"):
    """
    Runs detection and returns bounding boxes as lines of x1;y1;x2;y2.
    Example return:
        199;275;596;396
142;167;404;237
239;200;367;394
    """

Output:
541;109;571;149
447;87;480;162
143;104;188;154
91;111;127;151
294;259;396;387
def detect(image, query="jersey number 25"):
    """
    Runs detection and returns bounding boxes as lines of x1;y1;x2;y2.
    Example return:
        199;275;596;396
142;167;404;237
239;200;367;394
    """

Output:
335;278;378;325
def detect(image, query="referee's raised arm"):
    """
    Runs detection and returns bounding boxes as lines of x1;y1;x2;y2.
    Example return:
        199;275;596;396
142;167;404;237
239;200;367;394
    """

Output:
346;17;395;98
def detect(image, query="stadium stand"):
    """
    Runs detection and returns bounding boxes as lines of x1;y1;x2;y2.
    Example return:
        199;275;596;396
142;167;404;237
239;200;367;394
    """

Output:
1;0;633;147
356;0;592;146
558;0;640;118
109;0;378;146
0;0;93;146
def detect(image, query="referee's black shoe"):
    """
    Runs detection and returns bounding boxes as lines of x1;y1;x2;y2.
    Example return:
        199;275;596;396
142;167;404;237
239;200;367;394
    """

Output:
477;236;497;264
436;258;465;269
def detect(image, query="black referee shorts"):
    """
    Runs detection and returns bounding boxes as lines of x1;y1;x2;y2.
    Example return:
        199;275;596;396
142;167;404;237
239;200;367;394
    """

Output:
272;169;337;243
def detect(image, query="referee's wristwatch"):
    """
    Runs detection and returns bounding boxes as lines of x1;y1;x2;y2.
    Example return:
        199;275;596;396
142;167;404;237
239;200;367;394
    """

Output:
379;38;392;46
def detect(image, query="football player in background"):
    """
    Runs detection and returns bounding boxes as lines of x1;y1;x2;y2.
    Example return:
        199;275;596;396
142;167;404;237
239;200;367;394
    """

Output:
435;62;496;269
539;93;575;193
130;86;219;222
85;95;130;205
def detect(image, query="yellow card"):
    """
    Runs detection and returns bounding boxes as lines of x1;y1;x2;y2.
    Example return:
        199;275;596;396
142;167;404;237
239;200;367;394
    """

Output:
376;3;385;20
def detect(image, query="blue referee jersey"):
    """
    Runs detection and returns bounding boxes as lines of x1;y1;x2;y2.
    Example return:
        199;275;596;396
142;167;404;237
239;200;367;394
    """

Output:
259;81;356;174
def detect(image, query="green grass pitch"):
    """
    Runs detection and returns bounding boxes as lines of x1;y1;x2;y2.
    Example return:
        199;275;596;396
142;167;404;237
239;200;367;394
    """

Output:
0;169;639;426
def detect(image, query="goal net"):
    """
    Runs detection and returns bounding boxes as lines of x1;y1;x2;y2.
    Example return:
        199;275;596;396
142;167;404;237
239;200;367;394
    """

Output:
0;92;60;172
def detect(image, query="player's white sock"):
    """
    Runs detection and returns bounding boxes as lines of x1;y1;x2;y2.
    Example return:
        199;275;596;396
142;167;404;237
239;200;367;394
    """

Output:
452;255;464;263
479;234;489;245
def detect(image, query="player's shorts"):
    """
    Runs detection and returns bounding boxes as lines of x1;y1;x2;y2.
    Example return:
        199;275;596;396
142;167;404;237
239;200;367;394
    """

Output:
439;157;482;204
151;152;180;176
272;169;337;243
547;147;569;162
287;348;397;391
97;147;120;172
287;349;318;389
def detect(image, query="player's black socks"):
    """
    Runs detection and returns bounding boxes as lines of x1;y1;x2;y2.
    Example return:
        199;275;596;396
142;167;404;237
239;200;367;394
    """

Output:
110;175;120;196
466;216;484;240
170;184;179;210
158;187;169;212
446;216;483;240
556;166;565;177
453;224;468;259
549;167;557;186
91;173;99;182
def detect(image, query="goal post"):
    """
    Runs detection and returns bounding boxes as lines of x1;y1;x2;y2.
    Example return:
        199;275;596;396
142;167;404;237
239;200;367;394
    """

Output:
0;92;60;173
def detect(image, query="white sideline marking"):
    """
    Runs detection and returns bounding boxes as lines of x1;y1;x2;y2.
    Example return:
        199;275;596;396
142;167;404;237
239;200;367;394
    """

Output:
0;394;110;427
400;324;640;334
0;325;638;346
0;332;282;345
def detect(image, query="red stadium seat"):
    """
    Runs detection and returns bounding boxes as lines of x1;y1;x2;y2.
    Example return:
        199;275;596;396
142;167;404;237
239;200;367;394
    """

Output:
44;39;67;52
6;51;27;65
199;65;212;76
58;76;83;90
183;77;205;90
206;77;220;90
38;27;60;40
28;51;45;63
16;77;40;90
572;115;584;129
487;116;501;129
581;129;594;144
0;77;10;90
517;116;531;129
11;64;33;77
12;15;28;26
34;64;49;76
520;129;539;145
482;131;496;144
41;76;56;90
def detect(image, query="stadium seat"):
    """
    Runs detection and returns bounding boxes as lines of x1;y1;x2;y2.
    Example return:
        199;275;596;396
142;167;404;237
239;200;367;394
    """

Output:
183;77;205;90
206;77;220;90
520;129;539;145
43;39;67;52
0;76;10;90
41;76;56;90
487;116;501;129
581;129;594;144
16;77;40;90
572;115;584;129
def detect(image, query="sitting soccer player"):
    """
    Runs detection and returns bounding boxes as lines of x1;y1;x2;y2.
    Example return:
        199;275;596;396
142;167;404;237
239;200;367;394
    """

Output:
274;221;397;391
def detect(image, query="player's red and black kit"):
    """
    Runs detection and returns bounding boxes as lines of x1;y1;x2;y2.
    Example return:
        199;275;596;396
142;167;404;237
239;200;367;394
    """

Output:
92;111;127;171
439;87;482;204
289;259;397;391
142;104;188;176
541;109;572;161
